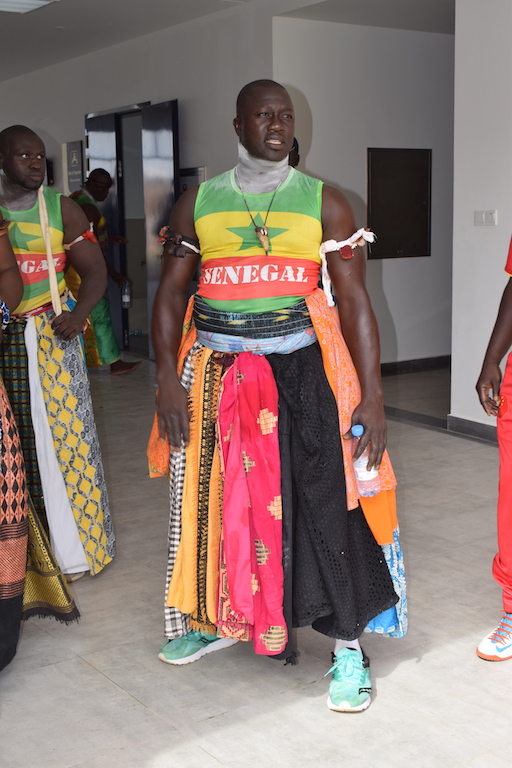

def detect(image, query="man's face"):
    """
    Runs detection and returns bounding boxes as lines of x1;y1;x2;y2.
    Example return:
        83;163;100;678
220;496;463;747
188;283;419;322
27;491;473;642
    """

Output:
88;174;112;202
233;86;295;163
0;133;46;191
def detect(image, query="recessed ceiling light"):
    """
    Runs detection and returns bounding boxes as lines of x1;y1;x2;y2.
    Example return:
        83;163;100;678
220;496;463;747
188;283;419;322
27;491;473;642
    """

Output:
0;0;60;13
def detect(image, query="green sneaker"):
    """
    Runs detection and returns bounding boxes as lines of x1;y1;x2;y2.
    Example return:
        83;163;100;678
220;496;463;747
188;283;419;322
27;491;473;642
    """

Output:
326;648;372;712
158;630;238;665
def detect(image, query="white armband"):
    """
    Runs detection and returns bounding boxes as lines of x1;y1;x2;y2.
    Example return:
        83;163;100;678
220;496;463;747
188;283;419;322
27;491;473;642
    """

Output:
319;228;376;306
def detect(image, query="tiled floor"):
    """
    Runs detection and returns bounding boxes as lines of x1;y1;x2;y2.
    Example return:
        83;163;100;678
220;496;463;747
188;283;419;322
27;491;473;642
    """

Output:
383;366;451;425
1;363;511;768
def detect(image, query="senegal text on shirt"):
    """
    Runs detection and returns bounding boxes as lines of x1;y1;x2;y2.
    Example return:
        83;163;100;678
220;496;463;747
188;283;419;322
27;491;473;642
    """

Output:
198;256;320;300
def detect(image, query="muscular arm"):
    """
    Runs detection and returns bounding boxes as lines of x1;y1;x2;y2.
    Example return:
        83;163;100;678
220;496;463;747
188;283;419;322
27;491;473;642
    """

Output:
51;196;107;340
0;231;23;312
0;230;24;342
151;187;200;449
322;184;386;468
476;277;512;416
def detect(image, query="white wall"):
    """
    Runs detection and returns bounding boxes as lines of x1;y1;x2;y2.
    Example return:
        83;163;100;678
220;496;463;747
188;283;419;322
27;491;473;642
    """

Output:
450;0;512;427
273;17;455;364
0;0;454;366
0;1;277;183
0;0;323;185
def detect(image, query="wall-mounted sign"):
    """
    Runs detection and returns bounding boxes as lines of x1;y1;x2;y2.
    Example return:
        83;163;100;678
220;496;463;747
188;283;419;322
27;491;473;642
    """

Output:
64;140;84;194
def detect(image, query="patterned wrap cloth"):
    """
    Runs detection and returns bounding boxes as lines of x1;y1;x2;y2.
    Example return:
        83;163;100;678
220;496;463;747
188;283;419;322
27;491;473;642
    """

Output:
148;291;407;649
0;302;115;574
0;377;79;672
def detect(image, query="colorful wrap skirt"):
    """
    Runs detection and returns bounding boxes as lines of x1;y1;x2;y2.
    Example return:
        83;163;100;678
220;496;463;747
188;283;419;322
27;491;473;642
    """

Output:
0;377;79;672
0;297;115;576
148;289;407;654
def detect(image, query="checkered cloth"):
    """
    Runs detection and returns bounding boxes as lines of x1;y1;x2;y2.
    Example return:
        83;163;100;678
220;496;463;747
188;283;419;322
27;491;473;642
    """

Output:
163;341;201;639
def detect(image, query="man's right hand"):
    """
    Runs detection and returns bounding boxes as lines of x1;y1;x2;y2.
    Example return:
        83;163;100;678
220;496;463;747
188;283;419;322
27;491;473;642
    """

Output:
157;377;190;450
476;361;502;416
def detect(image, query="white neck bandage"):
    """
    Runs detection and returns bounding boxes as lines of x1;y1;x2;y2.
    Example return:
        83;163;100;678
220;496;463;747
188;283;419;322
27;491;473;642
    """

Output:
234;143;291;194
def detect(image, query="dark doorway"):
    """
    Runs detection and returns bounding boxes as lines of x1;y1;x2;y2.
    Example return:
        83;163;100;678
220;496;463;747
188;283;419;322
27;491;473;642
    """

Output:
85;100;179;359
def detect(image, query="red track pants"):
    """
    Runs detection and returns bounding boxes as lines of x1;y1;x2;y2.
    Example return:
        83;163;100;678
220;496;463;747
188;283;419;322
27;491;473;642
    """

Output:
495;352;512;612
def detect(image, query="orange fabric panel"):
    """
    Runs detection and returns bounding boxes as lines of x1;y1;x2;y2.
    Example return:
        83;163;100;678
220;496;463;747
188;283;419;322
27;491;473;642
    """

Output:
306;289;397;543
360;490;397;545
147;297;197;478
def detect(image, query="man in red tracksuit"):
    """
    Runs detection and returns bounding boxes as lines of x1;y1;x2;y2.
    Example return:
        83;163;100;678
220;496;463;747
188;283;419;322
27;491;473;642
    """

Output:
476;235;512;661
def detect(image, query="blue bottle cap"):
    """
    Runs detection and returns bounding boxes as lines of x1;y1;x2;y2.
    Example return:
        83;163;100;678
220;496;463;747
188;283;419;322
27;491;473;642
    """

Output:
351;424;364;438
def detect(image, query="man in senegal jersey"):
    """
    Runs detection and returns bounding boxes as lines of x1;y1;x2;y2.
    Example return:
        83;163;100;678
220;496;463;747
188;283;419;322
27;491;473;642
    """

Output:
148;81;405;713
0;125;115;583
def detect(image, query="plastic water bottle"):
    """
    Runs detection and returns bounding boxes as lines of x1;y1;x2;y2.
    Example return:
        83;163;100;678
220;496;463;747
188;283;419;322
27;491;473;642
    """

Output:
121;281;132;309
351;424;381;497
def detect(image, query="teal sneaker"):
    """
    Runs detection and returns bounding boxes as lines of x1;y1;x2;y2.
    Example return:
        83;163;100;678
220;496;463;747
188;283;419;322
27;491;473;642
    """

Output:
326;648;372;712
158;630;238;665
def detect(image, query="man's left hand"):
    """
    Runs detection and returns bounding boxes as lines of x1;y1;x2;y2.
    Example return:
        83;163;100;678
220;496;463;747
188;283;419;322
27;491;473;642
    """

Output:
51;310;85;340
343;397;387;470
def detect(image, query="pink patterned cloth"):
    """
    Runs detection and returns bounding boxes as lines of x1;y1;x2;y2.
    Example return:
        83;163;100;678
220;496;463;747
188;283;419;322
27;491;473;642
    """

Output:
217;352;287;655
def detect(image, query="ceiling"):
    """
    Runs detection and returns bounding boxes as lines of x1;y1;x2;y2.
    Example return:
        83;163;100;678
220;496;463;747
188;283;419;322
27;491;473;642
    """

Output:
0;0;254;81
280;0;455;35
0;0;455;83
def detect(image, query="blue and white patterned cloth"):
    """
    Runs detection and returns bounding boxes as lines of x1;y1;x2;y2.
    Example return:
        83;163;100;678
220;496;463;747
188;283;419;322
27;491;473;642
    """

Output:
196;328;318;355
364;527;408;638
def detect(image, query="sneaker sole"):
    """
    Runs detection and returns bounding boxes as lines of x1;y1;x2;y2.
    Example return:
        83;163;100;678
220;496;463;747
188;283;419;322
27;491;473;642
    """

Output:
327;694;371;713
476;648;512;662
158;637;238;665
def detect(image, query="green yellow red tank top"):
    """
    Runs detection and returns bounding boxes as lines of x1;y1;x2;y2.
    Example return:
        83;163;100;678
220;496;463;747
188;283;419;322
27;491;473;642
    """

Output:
0;186;66;316
194;167;323;313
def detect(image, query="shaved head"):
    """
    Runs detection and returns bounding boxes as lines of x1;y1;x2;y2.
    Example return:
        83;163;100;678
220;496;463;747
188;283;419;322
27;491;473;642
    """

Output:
0;126;46;194
0;125;41;155
88;168;112;184
233;80;294;163
236;80;289;119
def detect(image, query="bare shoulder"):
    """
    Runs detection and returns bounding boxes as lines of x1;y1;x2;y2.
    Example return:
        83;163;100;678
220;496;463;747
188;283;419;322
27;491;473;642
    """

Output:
60;194;90;232
169;186;200;237
321;184;356;240
322;183;351;207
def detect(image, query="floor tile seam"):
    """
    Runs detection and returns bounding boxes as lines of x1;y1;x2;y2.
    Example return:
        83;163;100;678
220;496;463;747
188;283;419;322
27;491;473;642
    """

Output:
77;655;182;730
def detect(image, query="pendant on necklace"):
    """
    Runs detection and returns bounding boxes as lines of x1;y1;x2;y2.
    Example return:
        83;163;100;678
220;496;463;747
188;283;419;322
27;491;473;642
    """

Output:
255;226;269;255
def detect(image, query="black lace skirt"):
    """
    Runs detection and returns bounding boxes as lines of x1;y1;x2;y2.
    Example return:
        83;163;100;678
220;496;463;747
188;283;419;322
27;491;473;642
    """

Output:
267;342;398;641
